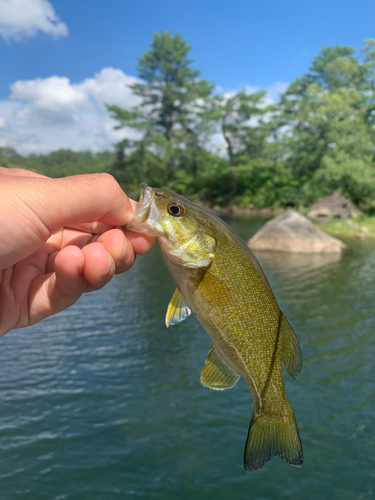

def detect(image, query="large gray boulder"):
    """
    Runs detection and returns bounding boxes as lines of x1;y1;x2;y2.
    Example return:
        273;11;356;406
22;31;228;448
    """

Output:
248;211;345;253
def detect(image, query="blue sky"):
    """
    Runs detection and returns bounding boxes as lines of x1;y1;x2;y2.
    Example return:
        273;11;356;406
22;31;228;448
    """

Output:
0;0;374;154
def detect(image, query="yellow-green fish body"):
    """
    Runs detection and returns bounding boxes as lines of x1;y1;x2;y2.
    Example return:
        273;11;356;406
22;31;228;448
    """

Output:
126;183;303;471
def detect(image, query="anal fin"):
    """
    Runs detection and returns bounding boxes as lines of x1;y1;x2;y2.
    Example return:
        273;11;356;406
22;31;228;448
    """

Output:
201;344;240;390
165;287;191;328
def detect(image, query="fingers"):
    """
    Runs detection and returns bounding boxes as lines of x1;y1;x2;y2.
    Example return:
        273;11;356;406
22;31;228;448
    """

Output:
46;228;156;270
28;246;86;324
23;173;134;229
96;229;134;273
122;230;156;256
53;245;86;296
28;227;155;324
29;242;117;324
81;243;116;289
96;229;155;273
55;241;115;292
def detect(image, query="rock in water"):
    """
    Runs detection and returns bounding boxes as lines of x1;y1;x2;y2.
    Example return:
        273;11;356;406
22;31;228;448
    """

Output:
248;211;345;253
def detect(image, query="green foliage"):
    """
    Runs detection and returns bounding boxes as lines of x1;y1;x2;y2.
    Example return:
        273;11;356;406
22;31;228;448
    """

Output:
0;147;114;178
273;41;375;211
308;45;365;90
107;31;214;187
107;30;213;143
206;88;269;166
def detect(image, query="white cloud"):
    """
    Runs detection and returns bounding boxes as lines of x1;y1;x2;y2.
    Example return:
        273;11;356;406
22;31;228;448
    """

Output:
0;0;68;41
0;67;141;154
11;76;89;117
0;70;289;156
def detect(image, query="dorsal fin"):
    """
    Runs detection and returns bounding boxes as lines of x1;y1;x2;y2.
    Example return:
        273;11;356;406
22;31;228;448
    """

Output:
165;287;191;327
201;344;240;390
280;313;302;379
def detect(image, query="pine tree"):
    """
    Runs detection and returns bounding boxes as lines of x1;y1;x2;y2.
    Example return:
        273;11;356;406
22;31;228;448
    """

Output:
107;31;213;183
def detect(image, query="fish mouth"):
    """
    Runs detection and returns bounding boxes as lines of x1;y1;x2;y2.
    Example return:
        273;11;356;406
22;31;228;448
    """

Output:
124;183;155;232
137;182;150;208
136;182;153;220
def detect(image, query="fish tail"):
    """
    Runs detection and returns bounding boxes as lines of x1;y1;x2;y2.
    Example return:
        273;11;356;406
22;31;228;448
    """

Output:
244;402;303;472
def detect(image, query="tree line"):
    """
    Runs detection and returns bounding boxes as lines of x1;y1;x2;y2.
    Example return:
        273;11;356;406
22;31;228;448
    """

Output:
2;32;375;212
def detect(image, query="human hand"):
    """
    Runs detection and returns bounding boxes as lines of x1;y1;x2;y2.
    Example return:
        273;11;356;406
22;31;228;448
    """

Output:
0;168;155;336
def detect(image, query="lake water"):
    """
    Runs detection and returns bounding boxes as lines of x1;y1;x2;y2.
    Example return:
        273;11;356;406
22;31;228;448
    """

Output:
1;217;375;500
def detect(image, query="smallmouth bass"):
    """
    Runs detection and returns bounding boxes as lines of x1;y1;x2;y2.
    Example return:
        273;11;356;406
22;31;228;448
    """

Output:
126;183;303;471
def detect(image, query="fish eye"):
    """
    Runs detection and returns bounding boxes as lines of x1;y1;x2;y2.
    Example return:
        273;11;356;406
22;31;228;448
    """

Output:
167;203;185;217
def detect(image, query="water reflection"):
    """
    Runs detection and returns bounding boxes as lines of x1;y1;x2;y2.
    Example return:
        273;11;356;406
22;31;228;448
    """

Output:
253;250;342;277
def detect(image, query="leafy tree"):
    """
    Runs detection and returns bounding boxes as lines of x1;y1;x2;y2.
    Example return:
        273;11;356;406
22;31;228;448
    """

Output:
307;45;366;90
207;88;268;166
0;147;26;168
107;30;213;185
273;42;375;209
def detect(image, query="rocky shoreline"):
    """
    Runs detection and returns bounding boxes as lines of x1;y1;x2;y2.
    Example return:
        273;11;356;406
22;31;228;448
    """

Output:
199;202;375;240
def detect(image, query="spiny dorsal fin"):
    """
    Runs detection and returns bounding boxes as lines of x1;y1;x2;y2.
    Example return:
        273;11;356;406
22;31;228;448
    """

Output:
201;344;240;390
280;313;302;379
165;287;191;328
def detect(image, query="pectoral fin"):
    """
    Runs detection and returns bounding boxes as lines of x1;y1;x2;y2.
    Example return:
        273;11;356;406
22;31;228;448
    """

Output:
201;344;240;390
280;313;302;379
165;287;191;328
196;270;230;307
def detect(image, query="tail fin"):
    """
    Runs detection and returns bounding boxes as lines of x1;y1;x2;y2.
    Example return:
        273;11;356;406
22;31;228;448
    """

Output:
244;405;303;472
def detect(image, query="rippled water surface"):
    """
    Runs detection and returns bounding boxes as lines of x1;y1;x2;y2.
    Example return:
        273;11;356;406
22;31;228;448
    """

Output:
1;217;375;499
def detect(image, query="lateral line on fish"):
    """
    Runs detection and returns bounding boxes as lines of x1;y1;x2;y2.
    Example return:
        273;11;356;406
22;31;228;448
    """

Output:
236;346;262;412
259;310;283;401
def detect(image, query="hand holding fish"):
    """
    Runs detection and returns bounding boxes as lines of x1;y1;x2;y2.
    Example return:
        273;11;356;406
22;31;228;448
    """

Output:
0;168;155;336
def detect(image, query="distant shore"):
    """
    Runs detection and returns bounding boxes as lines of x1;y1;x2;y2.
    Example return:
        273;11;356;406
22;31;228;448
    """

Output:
316;217;375;240
202;203;375;240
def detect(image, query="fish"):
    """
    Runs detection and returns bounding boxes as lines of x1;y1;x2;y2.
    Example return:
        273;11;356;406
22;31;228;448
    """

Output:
125;183;303;471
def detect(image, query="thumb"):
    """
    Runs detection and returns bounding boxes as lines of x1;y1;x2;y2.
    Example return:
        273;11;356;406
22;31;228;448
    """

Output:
20;173;134;229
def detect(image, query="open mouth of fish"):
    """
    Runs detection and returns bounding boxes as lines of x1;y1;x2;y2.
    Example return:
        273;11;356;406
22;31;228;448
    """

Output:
124;183;158;234
137;182;151;208
124;183;151;226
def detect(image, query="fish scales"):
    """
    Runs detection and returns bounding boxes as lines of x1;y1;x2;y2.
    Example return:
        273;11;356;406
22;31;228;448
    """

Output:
172;213;285;412
126;183;303;472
